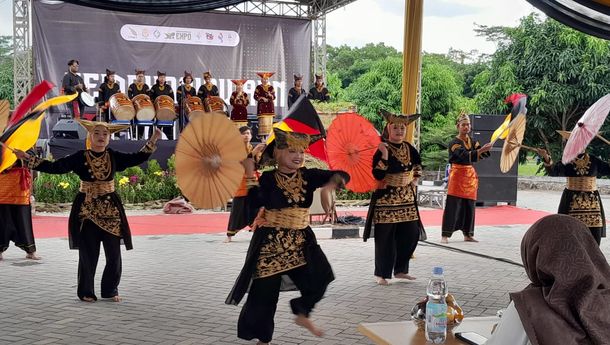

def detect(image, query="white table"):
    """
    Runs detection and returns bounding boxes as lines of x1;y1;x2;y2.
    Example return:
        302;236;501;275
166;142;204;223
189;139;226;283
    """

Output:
358;316;500;345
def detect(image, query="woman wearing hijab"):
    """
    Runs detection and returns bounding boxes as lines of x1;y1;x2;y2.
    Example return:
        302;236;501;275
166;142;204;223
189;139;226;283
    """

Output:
486;214;610;345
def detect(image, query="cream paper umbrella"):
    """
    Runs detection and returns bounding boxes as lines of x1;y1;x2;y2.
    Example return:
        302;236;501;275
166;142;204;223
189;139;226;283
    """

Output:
500;113;530;173
175;111;247;209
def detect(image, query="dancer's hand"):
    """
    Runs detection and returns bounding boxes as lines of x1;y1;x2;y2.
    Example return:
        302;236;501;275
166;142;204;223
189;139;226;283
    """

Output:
536;148;550;163
13;149;30;160
479;142;493;154
252;143;266;155
378;142;389;160
242;157;256;177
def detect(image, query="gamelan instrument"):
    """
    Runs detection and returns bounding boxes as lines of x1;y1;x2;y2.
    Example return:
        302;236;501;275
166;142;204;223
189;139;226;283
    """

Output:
154;95;176;121
132;94;156;121
109;93;135;120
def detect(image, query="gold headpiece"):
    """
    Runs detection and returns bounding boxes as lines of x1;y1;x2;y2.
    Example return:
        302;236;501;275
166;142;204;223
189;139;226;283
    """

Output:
203;71;212;78
379;109;420;125
273;128;323;151
456;112;470;125
256;72;275;79
77;119;130;134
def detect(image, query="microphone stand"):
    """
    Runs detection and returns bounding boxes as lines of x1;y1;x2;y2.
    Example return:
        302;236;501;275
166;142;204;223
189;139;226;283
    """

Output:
179;81;186;133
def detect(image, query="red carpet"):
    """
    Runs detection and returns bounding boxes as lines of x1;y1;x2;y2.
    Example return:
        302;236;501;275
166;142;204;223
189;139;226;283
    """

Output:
32;206;550;239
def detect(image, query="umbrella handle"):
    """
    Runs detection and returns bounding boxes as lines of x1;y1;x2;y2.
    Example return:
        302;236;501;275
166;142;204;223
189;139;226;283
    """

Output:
518;144;537;152
596;133;610;146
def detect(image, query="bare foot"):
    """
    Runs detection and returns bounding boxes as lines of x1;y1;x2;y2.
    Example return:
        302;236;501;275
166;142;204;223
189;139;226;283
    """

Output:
110;295;122;302
394;273;416;280
81;297;96;303
464;236;479;242
26;252;41;260
440;237;449;244
295;314;324;337
223;236;232;243
375;276;389;286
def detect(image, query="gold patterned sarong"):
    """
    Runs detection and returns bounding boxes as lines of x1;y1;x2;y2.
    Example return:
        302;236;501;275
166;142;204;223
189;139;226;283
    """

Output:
78;180;121;236
255;208;309;278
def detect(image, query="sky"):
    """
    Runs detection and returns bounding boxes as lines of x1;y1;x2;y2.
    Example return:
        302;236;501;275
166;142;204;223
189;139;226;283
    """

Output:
0;0;541;55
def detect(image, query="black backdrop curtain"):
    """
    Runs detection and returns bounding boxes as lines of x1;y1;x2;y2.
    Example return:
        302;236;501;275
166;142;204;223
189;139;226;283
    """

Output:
527;0;610;40
60;0;249;14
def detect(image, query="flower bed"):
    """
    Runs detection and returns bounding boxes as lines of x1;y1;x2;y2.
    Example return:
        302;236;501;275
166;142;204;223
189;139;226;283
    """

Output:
33;155;181;204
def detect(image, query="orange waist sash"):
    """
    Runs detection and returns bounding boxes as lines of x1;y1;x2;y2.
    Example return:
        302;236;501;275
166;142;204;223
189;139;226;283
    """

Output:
447;164;478;200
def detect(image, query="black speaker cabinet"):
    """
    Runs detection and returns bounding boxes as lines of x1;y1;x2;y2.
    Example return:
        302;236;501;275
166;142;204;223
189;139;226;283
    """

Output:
470;114;507;131
471;130;503;148
473;147;517;206
52;119;88;139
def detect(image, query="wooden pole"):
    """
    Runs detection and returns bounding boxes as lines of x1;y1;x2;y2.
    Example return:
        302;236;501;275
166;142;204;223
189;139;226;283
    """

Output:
402;0;423;144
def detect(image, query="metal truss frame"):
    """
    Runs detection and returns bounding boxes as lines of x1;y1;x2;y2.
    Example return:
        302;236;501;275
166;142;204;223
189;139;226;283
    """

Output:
13;0;31;105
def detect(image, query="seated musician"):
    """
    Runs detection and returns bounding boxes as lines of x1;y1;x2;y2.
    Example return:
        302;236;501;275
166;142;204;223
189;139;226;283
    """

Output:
149;71;175;140
97;69;120;122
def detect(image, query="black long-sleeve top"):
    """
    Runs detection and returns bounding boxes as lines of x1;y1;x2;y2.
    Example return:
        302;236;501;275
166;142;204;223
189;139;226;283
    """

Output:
97;82;121;107
447;135;490;165
27;142;156;250
288;87;306;109
308;86;330;102
197;84;219;99
176;84;197;105
62;72;86;95
149;83;174;101
128;82;150;99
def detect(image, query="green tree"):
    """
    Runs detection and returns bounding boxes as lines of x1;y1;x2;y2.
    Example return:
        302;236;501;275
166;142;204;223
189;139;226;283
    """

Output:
344;57;403;130
473;14;610;160
0;36;13;106
327;43;401;88
421;54;463;121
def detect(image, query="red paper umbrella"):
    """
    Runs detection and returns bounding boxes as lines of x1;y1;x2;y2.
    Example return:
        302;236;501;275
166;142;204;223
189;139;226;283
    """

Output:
562;93;610;163
327;113;380;193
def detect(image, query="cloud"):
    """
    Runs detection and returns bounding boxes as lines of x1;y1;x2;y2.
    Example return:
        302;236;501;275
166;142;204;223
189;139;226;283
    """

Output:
326;0;542;54
424;0;478;18
0;1;12;36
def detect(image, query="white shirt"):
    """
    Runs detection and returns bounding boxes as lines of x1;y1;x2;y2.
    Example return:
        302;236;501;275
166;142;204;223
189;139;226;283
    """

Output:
485;301;531;345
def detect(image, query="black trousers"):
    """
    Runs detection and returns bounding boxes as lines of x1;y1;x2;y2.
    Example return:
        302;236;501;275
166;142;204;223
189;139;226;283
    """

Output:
590;227;602;245
238;265;326;343
374;220;419;279
77;221;122;301
0;205;36;254
441;195;476;237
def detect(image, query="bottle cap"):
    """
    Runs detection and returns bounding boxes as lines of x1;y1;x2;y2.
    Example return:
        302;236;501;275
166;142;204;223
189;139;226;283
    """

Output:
433;266;443;275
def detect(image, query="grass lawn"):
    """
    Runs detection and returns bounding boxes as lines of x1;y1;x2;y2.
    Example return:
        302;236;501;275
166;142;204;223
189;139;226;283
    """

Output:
518;158;544;176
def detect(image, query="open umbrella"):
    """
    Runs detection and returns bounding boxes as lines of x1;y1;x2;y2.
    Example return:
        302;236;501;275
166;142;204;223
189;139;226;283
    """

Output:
0;100;9;133
0;93;78;173
7;81;54;129
175;111;247;209
500;113;533;173
562;93;610;163
327;113;380;193
557;130;610;146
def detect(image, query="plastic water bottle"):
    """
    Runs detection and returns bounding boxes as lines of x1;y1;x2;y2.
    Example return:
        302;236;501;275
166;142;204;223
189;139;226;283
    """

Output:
425;266;447;343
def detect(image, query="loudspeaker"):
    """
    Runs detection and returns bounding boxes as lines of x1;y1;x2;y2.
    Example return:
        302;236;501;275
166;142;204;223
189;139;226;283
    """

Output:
471;130;503;148
474;147;518;205
52;119;88;139
470;114;507;131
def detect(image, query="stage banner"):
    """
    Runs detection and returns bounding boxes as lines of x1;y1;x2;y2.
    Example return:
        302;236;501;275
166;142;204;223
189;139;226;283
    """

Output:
32;1;312;137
